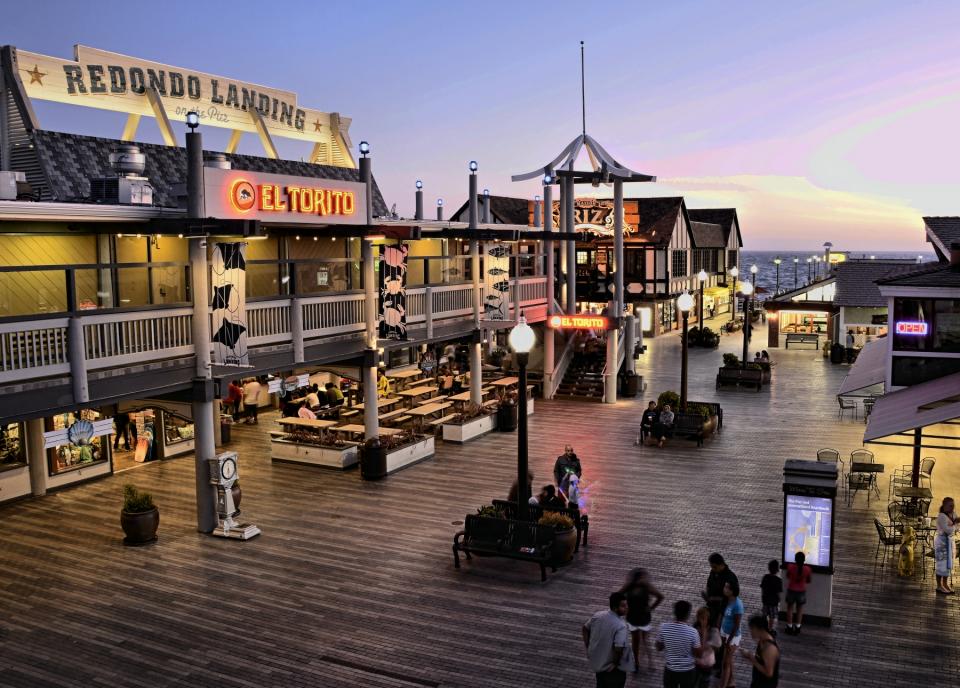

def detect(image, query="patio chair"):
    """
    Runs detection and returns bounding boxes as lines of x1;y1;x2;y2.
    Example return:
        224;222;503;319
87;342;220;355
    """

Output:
919;457;935;490
889;465;913;498
848;471;874;506
817;448;845;494
874;518;901;567
837;396;858;421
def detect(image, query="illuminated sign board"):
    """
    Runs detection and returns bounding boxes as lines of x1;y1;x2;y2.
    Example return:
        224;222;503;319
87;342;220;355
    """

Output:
548;314;610;330
528;198;639;236
895;321;928;336
204;168;367;225
783;494;833;568
14;45;354;166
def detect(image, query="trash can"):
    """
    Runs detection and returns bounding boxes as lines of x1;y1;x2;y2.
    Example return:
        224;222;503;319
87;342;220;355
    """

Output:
622;371;639;398
220;422;232;444
360;438;387;480
497;402;518;432
830;343;845;364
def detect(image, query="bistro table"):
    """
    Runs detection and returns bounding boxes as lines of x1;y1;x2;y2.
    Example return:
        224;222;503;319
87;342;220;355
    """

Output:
848;462;883;504
895;485;934;519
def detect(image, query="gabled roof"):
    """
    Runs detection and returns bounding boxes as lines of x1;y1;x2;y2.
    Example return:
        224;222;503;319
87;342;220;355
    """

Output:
834;260;926;307
687;208;743;248
24;129;389;215
632;196;685;246
689;221;725;249
449;195;531;225
922;217;960;260
875;261;960;289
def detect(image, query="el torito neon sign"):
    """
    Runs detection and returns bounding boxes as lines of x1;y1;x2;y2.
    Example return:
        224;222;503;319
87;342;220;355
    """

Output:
549;314;609;329
229;179;355;217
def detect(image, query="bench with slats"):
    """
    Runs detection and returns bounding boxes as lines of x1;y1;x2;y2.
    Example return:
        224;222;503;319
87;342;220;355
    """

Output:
453;515;556;581
428;413;459;428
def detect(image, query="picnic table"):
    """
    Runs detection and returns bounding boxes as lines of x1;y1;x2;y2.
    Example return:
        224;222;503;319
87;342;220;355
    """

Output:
329;424;403;439
386;369;424;390
354;397;402;412
406;402;454;431
490;377;519;388
277;417;338;441
397;385;439;406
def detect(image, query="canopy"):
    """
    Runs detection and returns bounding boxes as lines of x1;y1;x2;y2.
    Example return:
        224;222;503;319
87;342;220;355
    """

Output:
838;338;887;396
864;370;960;451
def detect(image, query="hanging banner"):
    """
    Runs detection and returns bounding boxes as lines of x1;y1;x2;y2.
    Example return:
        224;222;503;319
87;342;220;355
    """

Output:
211;242;249;366
483;243;510;320
378;243;408;340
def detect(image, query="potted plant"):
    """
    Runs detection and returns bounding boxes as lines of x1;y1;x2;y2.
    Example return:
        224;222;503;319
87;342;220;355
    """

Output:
699;327;720;348
684;402;716;436
539;511;577;564
476;504;505;519
489;347;508;368
657;390;680;410
121;484;159;546
722;353;740;368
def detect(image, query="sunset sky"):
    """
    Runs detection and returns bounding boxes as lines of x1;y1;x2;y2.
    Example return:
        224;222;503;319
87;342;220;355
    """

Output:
8;0;960;250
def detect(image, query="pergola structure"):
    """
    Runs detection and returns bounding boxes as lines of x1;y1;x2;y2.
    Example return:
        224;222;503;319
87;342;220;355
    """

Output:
512;132;656;401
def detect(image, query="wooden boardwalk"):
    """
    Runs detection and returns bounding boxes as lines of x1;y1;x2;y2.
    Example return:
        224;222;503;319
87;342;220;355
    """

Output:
0;319;958;687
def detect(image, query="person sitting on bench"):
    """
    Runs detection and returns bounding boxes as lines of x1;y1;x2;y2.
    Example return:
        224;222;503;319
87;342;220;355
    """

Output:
325;382;344;406
640;401;659;444
534;484;567;510
654;404;675;448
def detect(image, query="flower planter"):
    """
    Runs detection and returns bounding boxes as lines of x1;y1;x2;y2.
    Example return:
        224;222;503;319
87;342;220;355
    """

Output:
443;413;497;443
526;396;535;416
385;435;435;475
551;526;577;565
121;507;159;546
270;437;359;469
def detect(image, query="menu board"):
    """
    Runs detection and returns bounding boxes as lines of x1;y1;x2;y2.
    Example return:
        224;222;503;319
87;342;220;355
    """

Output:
784;494;833;567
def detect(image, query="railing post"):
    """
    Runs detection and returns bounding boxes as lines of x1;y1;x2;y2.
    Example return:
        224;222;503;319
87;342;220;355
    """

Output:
68;316;89;404
424;286;434;340
291;297;305;364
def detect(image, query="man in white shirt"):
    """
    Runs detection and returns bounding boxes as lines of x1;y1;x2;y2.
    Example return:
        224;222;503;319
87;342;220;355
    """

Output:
242;378;262;424
583;592;632;687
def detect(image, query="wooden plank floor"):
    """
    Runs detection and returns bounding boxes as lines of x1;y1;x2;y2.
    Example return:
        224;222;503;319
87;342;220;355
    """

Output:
1;317;958;687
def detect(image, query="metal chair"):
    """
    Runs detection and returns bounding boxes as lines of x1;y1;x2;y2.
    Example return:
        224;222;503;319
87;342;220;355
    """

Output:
888;501;904;531
862;396;877;423
919;457;935;490
838;396;858;421
874;518;901;566
818;449;845;496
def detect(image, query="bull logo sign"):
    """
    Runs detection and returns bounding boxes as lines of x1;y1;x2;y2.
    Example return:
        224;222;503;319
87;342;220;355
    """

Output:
378;243;408;340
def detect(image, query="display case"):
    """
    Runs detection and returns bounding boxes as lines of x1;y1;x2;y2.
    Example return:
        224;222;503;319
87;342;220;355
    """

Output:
47;410;109;475
161;412;194;458
0;422;26;471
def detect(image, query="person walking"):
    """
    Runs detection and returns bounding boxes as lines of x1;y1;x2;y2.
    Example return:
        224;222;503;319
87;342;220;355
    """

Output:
655;600;702;688
224;380;243;420
719;581;744;688
113;412;132;451
242;378;262;425
583;592;633;688
620;568;664;672
760;560;783;635
935;497;958;594
740;615;780;687
554;445;583;487
784;552;812;634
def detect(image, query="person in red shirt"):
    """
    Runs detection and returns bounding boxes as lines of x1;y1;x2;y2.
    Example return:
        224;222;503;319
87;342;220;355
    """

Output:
224;381;243;420
784;551;812;635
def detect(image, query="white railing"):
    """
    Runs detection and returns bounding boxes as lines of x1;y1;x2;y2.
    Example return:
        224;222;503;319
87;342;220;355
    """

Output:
301;293;365;338
515;277;547;305
548;331;578;399
431;282;474;319
83;308;194;370
246;300;291;346
0;318;71;383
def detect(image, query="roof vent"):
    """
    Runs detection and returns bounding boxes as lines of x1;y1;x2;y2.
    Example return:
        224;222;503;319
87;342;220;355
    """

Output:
204;152;231;170
90;145;153;205
108;144;146;177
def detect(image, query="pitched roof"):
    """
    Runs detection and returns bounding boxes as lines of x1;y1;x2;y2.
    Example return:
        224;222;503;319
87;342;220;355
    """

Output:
631;196;684;246
448;195;531;225
689;221;725;248
923;216;960;258
833;260;926;307
26;129;389;215
687;208;743;248
875;261;960;289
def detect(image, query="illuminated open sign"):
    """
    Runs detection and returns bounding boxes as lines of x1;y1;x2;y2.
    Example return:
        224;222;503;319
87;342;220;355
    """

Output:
548;314;610;330
896;321;928;336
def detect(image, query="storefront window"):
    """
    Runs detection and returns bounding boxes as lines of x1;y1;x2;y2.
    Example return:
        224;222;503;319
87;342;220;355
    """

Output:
891;356;960;387
163;413;194;448
1;422;26;471
46;410;109;475
893;298;960;353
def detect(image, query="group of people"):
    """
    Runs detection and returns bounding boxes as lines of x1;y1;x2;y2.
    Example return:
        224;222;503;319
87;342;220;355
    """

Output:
752;351;771;364
508;445;584;509
583;552;804;688
284;382;345;420
222;377;265;425
640;401;675;448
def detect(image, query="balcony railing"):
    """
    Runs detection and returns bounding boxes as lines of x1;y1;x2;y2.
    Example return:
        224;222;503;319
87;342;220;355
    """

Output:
0;277;548;386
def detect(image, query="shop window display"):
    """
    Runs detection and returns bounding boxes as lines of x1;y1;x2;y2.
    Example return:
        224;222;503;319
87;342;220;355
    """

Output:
164;413;194;451
1;422;26;471
47;410;109;475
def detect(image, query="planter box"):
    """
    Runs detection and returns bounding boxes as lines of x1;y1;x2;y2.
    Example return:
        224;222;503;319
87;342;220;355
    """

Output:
271;438;359;469
527;397;535;415
443;413;497;443
385;435;435;474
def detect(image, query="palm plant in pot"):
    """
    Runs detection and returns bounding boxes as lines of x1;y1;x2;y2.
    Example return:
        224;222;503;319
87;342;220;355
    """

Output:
121;484;159;546
539;511;576;564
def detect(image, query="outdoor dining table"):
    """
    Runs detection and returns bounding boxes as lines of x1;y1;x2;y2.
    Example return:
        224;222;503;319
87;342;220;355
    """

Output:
405;402;453;431
329;424;403;440
490;377;519;388
847;462;883;505
386;369;423;390
396;385;439;406
895;486;933;500
353;397;402;412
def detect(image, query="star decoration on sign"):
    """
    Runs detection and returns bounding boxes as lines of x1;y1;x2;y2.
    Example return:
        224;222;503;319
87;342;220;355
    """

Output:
313;119;323;132
25;64;47;85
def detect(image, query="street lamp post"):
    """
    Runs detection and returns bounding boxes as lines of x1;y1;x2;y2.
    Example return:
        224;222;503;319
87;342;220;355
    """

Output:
806;257;812;283
774;257;781;294
677;291;694;411
729;266;739;321
793;257;798;290
749;264;758;322
740;281;754;367
697;269;708;327
509;315;535;520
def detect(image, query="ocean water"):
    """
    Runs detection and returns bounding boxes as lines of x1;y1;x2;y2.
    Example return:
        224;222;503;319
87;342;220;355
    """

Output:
738;250;937;297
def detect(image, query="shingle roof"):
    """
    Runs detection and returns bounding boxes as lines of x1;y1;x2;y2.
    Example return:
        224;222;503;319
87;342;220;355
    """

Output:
687;208;743;248
632;196;684;246
448;195;531;225
834;260;926;307
28;129;389;215
923;217;960;257
689;221;725;248
875;261;960;288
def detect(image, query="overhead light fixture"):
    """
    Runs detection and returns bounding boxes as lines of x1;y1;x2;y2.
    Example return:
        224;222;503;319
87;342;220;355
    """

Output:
186;111;200;130
469;160;478;173
415;179;423;190
359;141;370;157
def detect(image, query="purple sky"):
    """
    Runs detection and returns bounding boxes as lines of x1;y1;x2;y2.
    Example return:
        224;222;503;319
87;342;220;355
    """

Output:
8;0;960;250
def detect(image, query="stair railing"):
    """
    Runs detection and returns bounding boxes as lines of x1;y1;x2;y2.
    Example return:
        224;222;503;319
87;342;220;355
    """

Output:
547;331;578;399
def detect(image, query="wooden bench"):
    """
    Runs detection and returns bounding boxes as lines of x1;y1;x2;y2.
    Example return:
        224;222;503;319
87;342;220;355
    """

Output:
785;333;819;349
428;413;459;428
453;515;557;582
339;409;360;418
493;499;589;551
482;399;499;409
715;367;763;391
672;413;706;447
418;395;446;405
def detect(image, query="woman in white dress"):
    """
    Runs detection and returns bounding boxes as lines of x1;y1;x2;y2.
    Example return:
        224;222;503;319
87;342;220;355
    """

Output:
935;497;958;595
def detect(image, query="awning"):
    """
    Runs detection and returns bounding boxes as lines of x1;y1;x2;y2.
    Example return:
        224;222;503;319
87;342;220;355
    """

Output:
838;338;886;396
864;370;960;450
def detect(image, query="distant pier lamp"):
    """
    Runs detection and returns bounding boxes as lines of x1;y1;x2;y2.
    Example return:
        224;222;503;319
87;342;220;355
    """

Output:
509;315;536;519
677;291;694;410
740;281;754;366
186;110;200;130
697;269;708;326
729;266;739;321
792;257;798;290
359;141;370;157
774;257;782;294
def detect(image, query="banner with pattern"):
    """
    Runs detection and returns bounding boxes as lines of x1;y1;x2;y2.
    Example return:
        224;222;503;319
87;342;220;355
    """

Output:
211;242;249;366
483;243;511;321
379;243;408;340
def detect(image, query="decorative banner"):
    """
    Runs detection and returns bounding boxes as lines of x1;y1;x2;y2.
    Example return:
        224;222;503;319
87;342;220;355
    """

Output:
379;243;408;340
483;243;510;321
211;242;249;366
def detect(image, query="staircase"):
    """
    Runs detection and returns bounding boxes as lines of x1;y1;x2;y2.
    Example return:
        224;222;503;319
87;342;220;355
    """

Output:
555;355;605;401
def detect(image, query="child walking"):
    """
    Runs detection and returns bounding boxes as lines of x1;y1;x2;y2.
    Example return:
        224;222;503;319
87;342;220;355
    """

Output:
760;559;783;635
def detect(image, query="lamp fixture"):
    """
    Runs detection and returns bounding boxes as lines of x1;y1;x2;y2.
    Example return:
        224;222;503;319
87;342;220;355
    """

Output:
774;257;782;265
415;179;422;190
741;282;754;296
697;269;708;283
437;198;443;207
676;291;694;312
358;141;370;156
508;314;535;354
750;264;758;274
469;160;478;173
730;266;739;278
543;173;553;185
185;111;200;130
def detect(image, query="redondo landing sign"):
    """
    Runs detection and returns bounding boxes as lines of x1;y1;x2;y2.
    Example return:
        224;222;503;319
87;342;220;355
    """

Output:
204;168;367;225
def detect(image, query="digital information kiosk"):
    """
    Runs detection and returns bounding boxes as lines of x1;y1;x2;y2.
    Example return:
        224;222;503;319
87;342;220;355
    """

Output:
782;459;838;626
